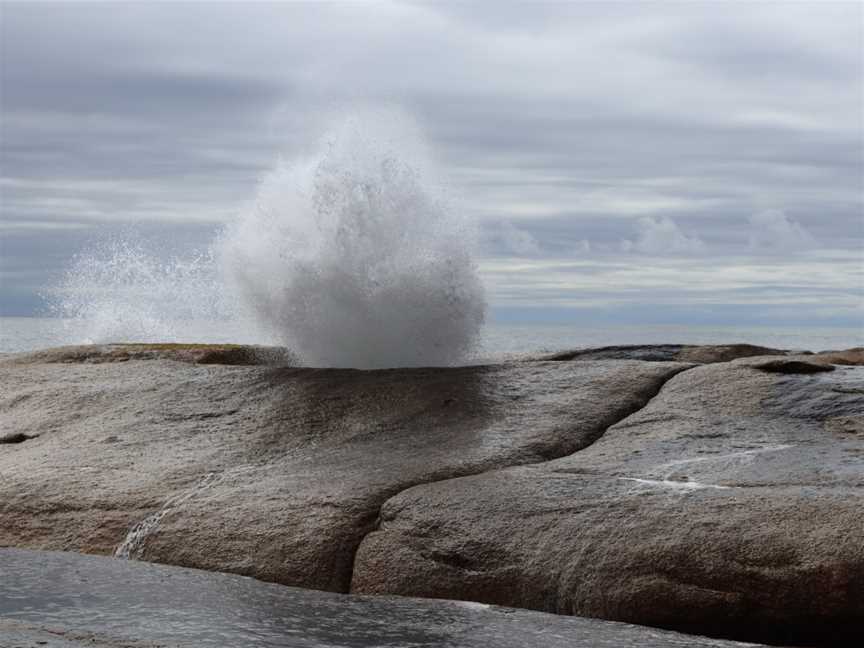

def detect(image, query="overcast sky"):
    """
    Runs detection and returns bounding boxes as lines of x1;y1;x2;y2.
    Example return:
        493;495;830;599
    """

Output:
1;1;862;326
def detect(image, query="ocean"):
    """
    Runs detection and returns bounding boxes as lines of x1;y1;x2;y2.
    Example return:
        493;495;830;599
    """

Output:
1;317;860;359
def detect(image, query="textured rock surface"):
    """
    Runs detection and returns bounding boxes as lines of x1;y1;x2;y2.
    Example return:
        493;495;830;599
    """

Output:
741;356;836;374
353;360;864;646
541;343;790;363
0;347;687;593
0;549;773;648
4;344;862;646
809;347;864;366
0;621;160;648
541;344;864;368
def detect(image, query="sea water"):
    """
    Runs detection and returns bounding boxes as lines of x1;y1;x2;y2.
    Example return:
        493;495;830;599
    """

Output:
1;317;860;358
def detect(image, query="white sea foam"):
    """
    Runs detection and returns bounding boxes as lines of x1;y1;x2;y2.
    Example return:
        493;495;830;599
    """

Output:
48;109;486;368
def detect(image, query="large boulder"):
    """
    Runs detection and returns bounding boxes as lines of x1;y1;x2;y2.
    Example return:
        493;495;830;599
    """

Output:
0;345;688;593
0;548;773;648
351;358;864;646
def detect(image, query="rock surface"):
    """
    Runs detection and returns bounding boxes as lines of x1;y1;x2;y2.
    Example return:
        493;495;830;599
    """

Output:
0;621;160;648
0;345;687;593
0;548;773;648
540;343;790;363
808;347;864;366
2;343;862;647
541;344;864;367
352;358;864;646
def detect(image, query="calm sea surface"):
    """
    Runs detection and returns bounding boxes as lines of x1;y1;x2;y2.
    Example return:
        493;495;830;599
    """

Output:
1;317;860;358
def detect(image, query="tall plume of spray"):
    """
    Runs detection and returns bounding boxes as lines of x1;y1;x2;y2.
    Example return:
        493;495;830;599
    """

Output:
217;109;486;368
50;109;487;368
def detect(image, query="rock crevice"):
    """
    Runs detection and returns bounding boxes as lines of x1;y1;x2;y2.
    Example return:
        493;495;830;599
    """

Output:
346;362;696;591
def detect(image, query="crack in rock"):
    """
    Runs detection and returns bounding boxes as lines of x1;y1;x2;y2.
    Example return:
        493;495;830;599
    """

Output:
0;432;38;444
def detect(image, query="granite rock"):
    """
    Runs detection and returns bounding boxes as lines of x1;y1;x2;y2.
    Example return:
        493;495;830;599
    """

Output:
0;347;687;593
352;361;864;646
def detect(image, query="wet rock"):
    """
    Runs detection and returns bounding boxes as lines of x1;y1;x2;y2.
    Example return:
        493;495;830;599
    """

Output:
0;548;773;648
0;619;161;648
352;362;864;646
0;348;688;592
542;343;789;364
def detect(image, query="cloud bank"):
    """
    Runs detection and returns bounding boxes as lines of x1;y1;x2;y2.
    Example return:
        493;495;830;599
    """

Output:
622;217;705;255
748;210;817;252
1;1;861;326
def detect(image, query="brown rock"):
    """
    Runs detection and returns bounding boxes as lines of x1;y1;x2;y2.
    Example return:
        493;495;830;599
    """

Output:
0;347;688;593
676;343;791;364
811;347;864;366
352;361;864;646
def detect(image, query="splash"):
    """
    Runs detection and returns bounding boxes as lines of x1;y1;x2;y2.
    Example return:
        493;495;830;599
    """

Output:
48;239;235;345
49;111;486;368
217;111;486;368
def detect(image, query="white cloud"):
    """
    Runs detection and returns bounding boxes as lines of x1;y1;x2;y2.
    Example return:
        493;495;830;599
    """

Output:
478;252;863;315
748;209;816;252
622;216;705;255
574;239;592;254
500;221;541;256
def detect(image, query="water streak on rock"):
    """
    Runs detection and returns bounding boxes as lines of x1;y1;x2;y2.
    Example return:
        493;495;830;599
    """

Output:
115;466;255;560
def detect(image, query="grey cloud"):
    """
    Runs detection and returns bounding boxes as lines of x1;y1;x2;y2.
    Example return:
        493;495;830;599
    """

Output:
3;69;281;116
748;210;817;252
621;217;705;255
497;222;542;257
0;1;861;324
642;11;862;83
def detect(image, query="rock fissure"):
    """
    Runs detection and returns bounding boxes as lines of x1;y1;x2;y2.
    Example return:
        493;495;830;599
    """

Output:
0;432;39;444
347;363;696;591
